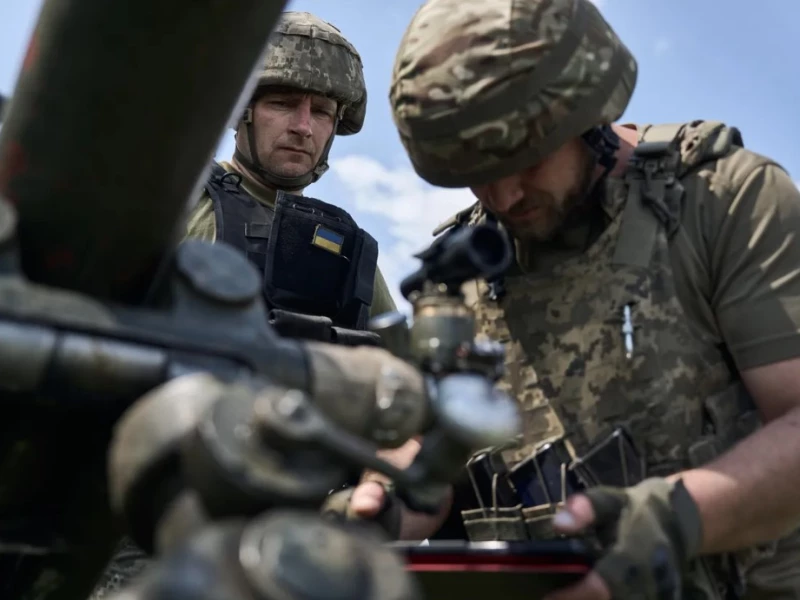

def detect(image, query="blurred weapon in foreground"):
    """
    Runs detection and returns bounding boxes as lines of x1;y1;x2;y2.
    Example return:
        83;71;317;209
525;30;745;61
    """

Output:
103;220;521;600
0;3;523;600
0;0;287;597
0;0;285;305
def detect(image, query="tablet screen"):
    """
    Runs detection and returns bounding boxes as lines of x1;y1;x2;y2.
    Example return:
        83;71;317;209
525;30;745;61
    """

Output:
390;540;594;599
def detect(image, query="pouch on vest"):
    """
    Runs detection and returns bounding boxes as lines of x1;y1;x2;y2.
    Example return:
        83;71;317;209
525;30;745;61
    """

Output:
263;191;378;328
461;450;527;541
459;448;561;542
461;429;646;542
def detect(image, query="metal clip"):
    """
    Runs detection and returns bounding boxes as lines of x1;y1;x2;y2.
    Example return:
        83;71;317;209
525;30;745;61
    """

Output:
622;304;634;360
486;277;506;302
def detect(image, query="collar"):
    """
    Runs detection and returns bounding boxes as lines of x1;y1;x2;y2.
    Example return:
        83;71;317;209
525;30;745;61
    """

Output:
220;159;282;208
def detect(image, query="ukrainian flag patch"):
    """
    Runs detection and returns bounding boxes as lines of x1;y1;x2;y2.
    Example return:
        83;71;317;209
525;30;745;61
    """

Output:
311;225;344;255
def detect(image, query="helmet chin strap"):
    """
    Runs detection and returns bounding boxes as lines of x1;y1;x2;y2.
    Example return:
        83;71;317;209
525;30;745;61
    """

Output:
232;102;343;192
581;124;620;189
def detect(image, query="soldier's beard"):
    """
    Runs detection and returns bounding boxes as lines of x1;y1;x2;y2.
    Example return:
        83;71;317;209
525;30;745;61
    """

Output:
501;189;587;242
503;158;597;242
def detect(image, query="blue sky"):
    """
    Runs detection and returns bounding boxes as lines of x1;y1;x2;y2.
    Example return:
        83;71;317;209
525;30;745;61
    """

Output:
2;0;798;310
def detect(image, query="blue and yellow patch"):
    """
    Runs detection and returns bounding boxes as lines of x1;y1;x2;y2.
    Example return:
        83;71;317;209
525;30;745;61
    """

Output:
311;225;344;255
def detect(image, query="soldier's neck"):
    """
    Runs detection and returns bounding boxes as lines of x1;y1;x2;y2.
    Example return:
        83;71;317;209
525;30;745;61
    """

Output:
230;156;282;207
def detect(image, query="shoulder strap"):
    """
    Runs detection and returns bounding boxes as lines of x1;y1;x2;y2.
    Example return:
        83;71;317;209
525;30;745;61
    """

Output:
204;161;268;251
611;125;682;267
611;121;744;268
638;121;745;177
206;161;228;181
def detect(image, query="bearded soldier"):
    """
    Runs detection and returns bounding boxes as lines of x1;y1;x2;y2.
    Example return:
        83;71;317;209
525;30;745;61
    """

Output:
89;11;396;598
347;0;800;598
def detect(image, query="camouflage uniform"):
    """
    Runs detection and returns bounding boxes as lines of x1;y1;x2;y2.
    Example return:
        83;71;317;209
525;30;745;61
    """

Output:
390;0;800;597
89;11;393;599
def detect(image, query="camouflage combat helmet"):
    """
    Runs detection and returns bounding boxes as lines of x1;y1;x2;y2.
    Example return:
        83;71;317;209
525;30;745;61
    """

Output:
389;0;638;188
235;11;367;190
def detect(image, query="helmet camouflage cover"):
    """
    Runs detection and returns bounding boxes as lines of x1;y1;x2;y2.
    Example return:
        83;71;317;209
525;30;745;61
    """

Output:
389;0;638;188
258;11;367;135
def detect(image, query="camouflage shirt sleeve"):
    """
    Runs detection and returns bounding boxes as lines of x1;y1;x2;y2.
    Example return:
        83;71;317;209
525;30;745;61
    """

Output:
708;162;800;370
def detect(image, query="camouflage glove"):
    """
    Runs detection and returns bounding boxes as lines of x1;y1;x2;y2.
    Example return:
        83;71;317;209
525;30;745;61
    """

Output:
581;477;703;600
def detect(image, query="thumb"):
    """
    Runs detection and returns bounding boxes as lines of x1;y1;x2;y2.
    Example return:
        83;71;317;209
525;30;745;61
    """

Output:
349;481;387;519
552;493;597;535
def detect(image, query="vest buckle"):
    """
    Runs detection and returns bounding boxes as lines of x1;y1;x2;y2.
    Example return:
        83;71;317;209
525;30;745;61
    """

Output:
627;141;682;235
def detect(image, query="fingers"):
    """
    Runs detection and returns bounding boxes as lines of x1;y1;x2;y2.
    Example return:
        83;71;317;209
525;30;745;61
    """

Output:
344;437;447;540
553;493;598;534
357;436;422;490
349;481;387;519
543;571;612;600
553;486;629;536
546;492;616;600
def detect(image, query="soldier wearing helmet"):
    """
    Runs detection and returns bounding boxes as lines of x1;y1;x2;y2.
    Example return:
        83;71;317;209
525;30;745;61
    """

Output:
87;12;395;599
184;10;395;348
345;0;800;598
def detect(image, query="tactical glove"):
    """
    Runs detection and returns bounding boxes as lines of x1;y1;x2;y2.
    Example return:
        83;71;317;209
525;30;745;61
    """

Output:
583;477;703;600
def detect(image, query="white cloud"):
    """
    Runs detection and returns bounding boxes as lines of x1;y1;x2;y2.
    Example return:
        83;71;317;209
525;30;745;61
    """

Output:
329;155;476;310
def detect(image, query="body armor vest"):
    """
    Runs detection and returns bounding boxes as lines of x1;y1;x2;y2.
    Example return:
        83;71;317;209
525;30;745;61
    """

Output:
204;163;381;347
443;122;800;599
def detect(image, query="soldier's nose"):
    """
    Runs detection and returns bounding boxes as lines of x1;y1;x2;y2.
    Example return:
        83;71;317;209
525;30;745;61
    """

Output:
485;176;524;214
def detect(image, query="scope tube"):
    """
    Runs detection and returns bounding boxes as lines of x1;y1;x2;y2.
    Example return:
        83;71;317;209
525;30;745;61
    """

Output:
0;0;290;304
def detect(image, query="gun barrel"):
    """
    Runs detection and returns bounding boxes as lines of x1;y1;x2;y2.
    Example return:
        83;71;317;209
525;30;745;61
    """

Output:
437;224;511;281
0;0;289;304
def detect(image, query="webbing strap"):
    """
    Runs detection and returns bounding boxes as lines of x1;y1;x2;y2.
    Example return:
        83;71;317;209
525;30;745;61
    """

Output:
611;125;684;267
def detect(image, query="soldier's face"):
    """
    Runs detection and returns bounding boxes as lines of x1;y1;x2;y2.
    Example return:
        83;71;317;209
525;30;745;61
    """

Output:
251;89;337;178
470;138;594;241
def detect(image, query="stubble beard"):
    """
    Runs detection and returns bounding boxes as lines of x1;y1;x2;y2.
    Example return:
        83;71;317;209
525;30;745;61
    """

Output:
506;156;597;243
